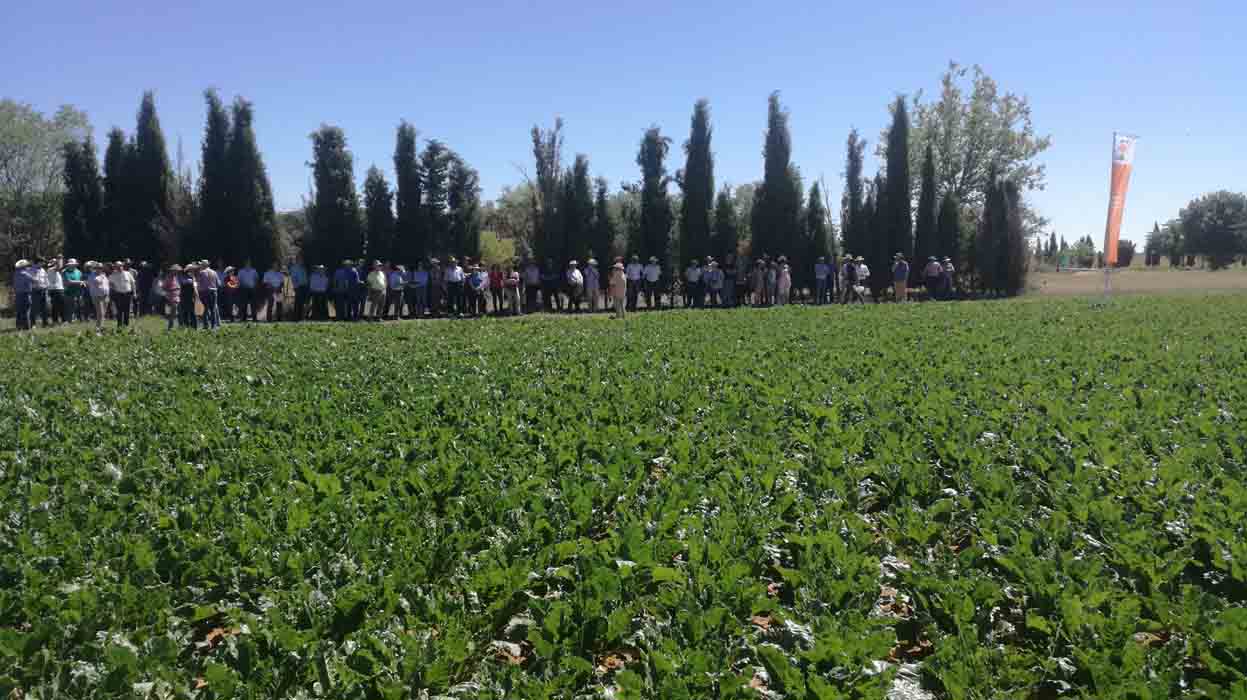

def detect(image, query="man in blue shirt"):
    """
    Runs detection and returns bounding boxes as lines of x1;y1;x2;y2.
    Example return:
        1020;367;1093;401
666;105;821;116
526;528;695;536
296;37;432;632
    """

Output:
12;259;33;330
237;259;259;321
891;253;910;303
308;264;330;320
289;258;308;321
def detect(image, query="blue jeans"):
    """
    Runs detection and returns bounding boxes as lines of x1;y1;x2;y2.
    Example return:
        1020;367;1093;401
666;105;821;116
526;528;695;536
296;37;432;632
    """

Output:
200;289;220;329
14;292;32;329
816;278;828;304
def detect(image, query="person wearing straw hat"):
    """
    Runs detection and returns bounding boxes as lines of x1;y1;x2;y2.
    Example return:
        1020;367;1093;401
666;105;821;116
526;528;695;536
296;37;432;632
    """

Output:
365;260;387;321
108;260;136;327
608;261;628;319
502;261;521;316
176;262;198;329
26;258;51;327
12;259;34;330
308;264;330;320
43;256;67;325
61;258;85;322
922;256;943;301
197;260;221;330
626;255;644;311
776;256;792;306
564;260;584;313
891;253;910;303
237;259;259;321
445;256;465;317
642;255;661;309
85;262;111;329
941;257;956;300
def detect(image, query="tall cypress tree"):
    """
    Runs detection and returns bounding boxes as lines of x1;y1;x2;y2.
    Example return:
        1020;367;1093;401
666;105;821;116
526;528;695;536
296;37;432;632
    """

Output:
885;96;912;262
1003;179;1026;295
679;99;714;264
713;186;739;261
936;191;961;267
101;127;129;258
912;141;937;281
869;173;891;299
561;155;593;261
976;170;1006;294
530;119;564;263
195;89;231;263
420;139;452;255
227;98;279;270
128;91;175;263
61;135;103;259
806;181;829;268
751;92;801;258
393;121;424;264
362;165;395;261
842;129;866;258
448;154;482;259
592;177;615;267
308;125;361;266
637;126;673;274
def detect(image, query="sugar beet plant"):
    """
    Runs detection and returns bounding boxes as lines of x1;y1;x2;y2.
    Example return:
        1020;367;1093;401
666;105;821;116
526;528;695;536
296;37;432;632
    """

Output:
1;296;1246;699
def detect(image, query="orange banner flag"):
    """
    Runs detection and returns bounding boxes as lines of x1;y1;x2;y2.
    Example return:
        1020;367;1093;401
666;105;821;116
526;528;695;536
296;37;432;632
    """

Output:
1103;133;1137;266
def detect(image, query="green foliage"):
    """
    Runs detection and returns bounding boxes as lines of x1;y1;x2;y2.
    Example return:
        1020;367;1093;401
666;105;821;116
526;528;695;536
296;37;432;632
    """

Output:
420;139;451;256
884;96;912;262
1179;191;1247;269
561;155;593;262
448;154;482;259
125;91;175;263
60;134;103;259
592;177;615;267
751;92;802;259
226;98;279;270
841;129;867;258
1116;239;1136;268
936;191;961;268
393;121;425;264
307;125;361;266
805;181;830;283
4;297;1245;699
530;118;564;263
194;89;231;263
678;99;714;264
636;126;673;271
913;142;937;280
712;186;739;261
362;166;395;261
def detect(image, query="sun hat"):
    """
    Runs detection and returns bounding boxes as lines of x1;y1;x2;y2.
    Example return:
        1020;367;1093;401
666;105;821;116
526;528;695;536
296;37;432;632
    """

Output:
942;257;951;262
613;262;625;270
928;256;938;261
856;256;866;262
568;260;578;266
449;256;458;263
631;254;640;260
314;263;326;270
587;258;597;266
114;260;125;267
168;264;183;272
648;256;658;263
64;258;79;267
15;259;31;269
430;257;440;264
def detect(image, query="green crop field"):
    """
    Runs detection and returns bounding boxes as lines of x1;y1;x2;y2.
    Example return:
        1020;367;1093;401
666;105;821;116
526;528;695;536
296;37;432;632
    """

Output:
3;296;1246;699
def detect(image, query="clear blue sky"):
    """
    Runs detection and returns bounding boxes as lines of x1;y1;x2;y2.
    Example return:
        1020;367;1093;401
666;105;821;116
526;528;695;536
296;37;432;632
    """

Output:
6;0;1244;248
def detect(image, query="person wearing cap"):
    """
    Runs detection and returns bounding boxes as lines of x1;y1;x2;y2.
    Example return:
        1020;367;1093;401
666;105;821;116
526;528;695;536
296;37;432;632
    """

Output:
704;259;723;307
582;259;600;313
197;261;221;330
502;262;522;316
288;257;308;321
891;253;910;303
107;261;136;327
922;256;943;301
488;263;504;314
941;257;956;300
84;262;111;329
236;260;259;321
814;256;830;305
625;255;644;311
384;263;406;319
12;259;34;330
308;264;330;320
522;258;540;314
365;261;387;321
609;261;628;319
175;263;197;329
441;256;463;316
468;263;489;316
61;259;86;322
408;260;429;317
25;258;51;327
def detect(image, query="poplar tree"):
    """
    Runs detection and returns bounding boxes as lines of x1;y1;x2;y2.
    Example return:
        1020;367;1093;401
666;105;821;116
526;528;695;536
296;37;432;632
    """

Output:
561;154;593;260
226;98;279;270
362;165;395;260
637;126;673;273
713;186;739;262
420;139;451;255
448;154;482;259
308;125;361;265
806;181;830;267
751;92;801;259
868;173;891;299
61;134;103;259
936;191;961;266
195;89;231;262
678;99;714;263
884;96;912;262
393;121;423;263
912;142;937;281
101;127;129;257
592;177;615;268
529;118;564;262
127;91;175;262
842;129;866;257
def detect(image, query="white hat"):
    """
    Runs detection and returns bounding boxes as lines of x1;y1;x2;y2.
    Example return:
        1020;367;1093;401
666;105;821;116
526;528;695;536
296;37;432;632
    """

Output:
64;258;79;266
15;259;31;269
587;258;598;266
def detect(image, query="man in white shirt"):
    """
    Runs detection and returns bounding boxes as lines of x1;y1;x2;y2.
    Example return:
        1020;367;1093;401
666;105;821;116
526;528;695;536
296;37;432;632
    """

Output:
625;255;644;311
445;256;465;316
108;261;137;327
565;260;585;313
642;256;662;309
28;258;51;327
814;256;830;305
237;260;259;321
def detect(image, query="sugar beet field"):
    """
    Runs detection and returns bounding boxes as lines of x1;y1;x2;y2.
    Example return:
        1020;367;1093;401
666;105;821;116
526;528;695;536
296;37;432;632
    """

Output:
2;295;1246;699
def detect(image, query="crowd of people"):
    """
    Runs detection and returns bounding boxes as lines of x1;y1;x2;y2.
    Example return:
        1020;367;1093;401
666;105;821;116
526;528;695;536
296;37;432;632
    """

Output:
9;250;959;331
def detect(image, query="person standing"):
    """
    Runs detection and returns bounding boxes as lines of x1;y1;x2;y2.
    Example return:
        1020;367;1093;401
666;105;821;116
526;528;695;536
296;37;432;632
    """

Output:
814;256;830;305
565;260;584;313
410;260;430;317
642;256;661;310
12;260;34;330
332;260;352;321
352;260;369;321
722;255;738;308
922;256;943;301
777;257;792;306
366;261;387;320
85;262;110;330
426;258;443;317
941;257;956;300
750;259;765;307
856;256;871;303
308;264;330;320
61;259;85;322
683;259;702;308
523;259;541;313
609;261;628;319
178;263;198;329
28;258;50;327
626;255;644;311
385;264;405;319
162;265;183;330
466;264;488;316
45;257;67;324
704;259;723;307
488;263;504;314
503;264;521;316
108;261;136;327
235;260;258;321
892;253;910;302
766;259;778;307
198;260;221;329
583;259;600;312
262;264;286;322
445;256;466;316
540;258;561;312
289;258;308;321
